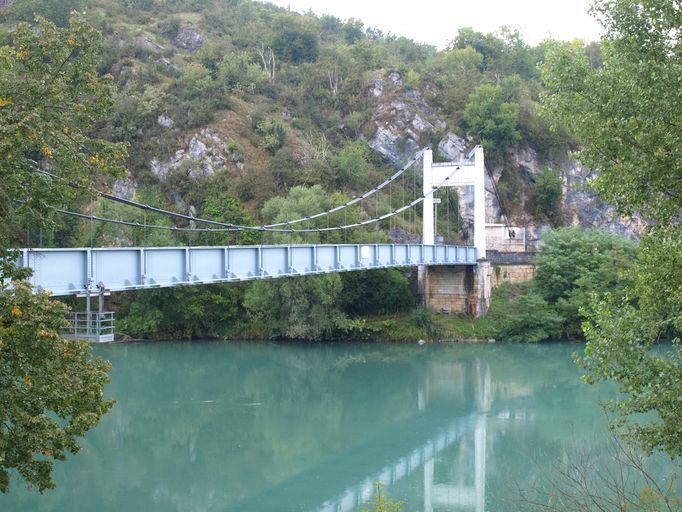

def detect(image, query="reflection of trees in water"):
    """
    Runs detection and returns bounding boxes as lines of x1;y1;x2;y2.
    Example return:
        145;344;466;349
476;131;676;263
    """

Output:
78;343;434;511
0;342;626;512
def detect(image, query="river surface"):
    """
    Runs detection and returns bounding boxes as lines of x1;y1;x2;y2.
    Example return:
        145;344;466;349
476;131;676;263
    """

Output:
0;341;655;511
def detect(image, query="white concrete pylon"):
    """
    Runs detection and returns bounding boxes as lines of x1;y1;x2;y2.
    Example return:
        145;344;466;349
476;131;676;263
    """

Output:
473;146;486;260
421;146;487;259
422;149;435;246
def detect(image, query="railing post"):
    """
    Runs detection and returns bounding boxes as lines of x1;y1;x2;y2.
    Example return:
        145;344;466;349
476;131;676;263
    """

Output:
85;290;91;336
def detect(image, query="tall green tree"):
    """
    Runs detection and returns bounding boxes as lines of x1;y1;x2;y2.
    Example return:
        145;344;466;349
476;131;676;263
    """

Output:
0;15;126;248
463;83;520;152
0;16;125;491
542;0;682;457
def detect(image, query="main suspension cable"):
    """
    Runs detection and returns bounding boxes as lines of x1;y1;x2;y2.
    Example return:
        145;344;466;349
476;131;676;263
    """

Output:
31;149;426;232
45;165;459;235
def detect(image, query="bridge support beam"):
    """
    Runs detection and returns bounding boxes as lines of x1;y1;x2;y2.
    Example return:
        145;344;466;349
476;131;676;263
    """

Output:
418;262;491;318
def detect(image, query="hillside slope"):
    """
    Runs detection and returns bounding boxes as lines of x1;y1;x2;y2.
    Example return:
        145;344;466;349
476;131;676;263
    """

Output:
1;0;643;245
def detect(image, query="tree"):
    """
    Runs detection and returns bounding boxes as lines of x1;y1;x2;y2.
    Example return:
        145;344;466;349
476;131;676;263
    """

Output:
244;273;345;341
0;15;126;248
271;14;319;64
340;269;413;317
0;281;114;493
331;140;374;189
487;283;564;343
0;16;125;491
463;83;520;152
244;185;364;340
541;2;681;224
531;168;563;225
534;228;635;339
542;0;682;457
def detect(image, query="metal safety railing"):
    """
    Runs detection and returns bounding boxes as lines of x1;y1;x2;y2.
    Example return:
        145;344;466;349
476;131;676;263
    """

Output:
64;312;115;342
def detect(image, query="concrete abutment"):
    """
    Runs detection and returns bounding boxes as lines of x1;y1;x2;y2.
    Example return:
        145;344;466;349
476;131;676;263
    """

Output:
418;260;492;318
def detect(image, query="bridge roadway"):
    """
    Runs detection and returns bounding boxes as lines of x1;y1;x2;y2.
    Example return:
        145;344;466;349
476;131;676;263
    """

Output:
17;243;477;297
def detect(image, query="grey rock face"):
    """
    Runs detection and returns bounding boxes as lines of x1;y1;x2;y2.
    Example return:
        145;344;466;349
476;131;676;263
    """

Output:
365;71;645;240
438;133;467;161
150;128;243;184
388;71;404;86
370;78;384;97
563;160;645;238
173;27;204;51
368;73;443;166
112;179;137;200
158;115;175;128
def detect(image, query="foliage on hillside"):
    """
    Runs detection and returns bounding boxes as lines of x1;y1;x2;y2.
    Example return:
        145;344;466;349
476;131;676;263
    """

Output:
0;0;603;340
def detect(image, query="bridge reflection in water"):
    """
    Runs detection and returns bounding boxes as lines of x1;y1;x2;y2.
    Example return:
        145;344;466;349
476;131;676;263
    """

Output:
284;358;532;512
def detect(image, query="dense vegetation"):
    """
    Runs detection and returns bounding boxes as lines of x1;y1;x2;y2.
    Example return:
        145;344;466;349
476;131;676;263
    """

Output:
0;0;584;341
541;0;682;458
1;0;680;497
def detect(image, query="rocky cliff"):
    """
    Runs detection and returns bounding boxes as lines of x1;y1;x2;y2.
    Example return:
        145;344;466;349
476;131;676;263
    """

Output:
366;71;644;241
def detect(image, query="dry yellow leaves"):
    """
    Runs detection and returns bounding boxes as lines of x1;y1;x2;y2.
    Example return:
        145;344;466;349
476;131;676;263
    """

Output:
0;97;11;107
11;305;21;318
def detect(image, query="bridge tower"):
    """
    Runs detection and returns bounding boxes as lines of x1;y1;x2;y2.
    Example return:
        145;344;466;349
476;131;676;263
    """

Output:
419;147;492;318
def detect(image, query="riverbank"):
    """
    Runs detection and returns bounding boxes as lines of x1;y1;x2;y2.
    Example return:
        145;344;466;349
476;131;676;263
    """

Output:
113;283;554;344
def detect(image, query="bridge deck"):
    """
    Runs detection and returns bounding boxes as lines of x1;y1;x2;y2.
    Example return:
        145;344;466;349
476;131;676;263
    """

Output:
17;244;477;296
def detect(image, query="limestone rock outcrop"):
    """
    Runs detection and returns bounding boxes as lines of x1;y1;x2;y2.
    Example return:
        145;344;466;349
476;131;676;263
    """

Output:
172;28;204;51
150;128;243;183
366;70;645;241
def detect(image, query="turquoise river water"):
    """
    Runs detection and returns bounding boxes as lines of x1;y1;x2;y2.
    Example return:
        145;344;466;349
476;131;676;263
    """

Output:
1;341;669;511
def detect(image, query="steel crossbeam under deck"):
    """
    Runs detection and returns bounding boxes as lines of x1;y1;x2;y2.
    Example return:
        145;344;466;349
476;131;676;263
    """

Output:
16;244;477;297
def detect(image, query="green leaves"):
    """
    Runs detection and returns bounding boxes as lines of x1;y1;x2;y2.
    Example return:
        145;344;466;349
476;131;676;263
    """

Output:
0;14;124;493
542;0;682;458
0;281;114;493
541;5;682;224
530;168;563;225
534;227;636;338
244;274;345;341
463;83;521;152
577;291;682;457
0;15;127;244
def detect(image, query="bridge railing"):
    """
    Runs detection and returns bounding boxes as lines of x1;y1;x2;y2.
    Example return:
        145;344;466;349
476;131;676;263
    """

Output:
17;243;478;296
64;312;115;342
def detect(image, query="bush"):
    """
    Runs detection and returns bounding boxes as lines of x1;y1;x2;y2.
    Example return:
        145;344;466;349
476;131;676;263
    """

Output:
531;168;563;225
534;228;636;338
340;269;414;316
488;283;564;342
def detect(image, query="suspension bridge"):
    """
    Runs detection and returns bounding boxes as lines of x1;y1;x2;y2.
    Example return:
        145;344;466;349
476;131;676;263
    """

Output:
14;147;499;341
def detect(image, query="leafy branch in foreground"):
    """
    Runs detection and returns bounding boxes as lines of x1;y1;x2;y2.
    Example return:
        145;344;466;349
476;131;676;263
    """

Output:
0;281;114;493
512;435;681;512
362;482;403;512
0;14;126;492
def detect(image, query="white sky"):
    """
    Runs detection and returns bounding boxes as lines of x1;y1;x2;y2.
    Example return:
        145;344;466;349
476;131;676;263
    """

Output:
264;0;603;48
